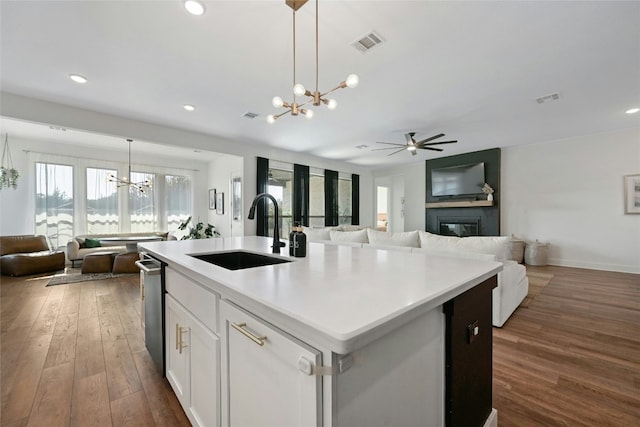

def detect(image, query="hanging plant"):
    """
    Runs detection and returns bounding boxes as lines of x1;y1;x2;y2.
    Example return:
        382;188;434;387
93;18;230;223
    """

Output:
1;133;19;190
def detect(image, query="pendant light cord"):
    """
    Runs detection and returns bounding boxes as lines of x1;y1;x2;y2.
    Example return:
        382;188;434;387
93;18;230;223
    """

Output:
293;9;297;103
315;0;319;93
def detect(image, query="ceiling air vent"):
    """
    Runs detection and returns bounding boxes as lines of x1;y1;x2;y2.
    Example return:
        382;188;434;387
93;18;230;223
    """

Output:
242;112;259;119
536;92;561;104
351;31;384;53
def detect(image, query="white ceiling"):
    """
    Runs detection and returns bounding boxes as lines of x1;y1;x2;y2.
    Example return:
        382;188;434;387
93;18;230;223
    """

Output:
1;0;639;168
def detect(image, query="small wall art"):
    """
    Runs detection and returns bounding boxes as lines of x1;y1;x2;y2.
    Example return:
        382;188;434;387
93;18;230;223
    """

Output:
209;189;216;210
624;174;640;214
216;192;224;215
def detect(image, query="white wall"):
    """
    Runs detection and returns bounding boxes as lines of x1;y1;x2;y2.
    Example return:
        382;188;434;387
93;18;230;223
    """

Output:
502;127;640;274
207;155;243;238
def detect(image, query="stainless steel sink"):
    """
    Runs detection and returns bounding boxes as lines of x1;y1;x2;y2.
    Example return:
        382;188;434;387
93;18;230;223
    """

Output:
190;251;292;270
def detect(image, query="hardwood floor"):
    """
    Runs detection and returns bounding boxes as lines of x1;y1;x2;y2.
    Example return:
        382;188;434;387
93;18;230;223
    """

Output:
1;265;638;426
0;273;190;427
494;265;640;426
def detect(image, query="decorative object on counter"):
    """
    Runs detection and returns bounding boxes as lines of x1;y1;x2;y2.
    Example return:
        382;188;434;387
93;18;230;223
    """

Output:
624;174;640;214
266;0;358;124
482;183;494;201
177;216;220;239
0;133;19;190
209;188;216;210
107;138;152;193
289;223;307;257
216;192;224;214
248;193;286;254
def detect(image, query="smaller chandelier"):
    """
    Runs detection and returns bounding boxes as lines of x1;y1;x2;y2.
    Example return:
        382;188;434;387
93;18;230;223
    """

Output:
108;138;152;193
267;0;359;124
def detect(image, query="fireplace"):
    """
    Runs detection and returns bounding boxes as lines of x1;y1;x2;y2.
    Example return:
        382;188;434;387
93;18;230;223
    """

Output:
438;217;480;237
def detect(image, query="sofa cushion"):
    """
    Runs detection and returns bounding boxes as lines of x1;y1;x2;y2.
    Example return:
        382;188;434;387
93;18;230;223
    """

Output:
418;231;511;261
367;229;419;248
302;227;332;242
329;229;369;244
84;238;102;248
411;247;498;262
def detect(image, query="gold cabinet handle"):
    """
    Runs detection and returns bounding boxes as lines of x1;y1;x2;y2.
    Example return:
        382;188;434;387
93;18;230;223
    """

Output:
231;322;267;346
175;323;189;354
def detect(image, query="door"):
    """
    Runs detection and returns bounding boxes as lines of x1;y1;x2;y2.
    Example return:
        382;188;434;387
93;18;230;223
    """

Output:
221;300;321;427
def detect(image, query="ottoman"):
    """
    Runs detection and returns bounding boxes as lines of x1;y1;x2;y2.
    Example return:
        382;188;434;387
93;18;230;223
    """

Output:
81;251;116;274
112;252;141;274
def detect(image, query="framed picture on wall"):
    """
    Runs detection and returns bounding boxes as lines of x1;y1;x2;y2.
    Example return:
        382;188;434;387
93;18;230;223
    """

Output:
624;174;640;214
216;192;224;215
209;189;216;210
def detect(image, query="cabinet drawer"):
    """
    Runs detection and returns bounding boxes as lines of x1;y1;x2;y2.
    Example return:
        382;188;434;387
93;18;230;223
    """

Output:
166;267;219;333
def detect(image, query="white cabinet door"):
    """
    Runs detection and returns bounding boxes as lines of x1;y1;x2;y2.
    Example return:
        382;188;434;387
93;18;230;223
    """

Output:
221;300;322;427
165;294;189;407
166;294;220;427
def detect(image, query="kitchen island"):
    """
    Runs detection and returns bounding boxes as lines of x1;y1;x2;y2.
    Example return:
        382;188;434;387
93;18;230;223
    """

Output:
140;236;501;427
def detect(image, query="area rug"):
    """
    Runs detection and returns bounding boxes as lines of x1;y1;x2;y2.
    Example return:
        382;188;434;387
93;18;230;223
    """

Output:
520;271;554;307
47;269;136;286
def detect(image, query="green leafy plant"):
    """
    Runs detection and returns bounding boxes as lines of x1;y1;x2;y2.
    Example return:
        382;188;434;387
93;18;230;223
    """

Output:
177;216;220;239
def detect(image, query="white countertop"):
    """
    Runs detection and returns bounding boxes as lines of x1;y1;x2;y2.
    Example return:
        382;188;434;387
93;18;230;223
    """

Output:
140;236;502;353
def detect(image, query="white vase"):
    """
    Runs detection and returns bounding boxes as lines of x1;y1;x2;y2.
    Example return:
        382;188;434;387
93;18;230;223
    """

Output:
487;193;494;202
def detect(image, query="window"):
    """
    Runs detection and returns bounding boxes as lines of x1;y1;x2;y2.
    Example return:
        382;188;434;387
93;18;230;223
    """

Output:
308;170;324;227
129;171;156;232
338;176;352;225
267;167;293;239
35;162;74;249
166;174;191;238
86;167;118;234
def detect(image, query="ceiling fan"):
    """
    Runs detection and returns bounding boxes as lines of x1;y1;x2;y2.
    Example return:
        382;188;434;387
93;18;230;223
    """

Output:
373;132;457;156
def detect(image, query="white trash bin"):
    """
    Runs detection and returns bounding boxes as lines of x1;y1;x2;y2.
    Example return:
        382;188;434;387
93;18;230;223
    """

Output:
524;240;549;266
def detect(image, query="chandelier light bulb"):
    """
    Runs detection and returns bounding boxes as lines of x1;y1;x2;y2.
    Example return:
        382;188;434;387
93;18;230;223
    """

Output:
305;109;314;119
272;96;284;108
293;83;306;97
345;74;359;88
184;0;205;15
267;115;276;124
327;99;338;110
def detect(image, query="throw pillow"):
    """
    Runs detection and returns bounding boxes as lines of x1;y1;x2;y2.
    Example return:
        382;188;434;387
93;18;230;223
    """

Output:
302;227;331;242
84;238;102;248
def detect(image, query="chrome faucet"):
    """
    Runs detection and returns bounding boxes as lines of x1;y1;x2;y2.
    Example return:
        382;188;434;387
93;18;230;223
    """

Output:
248;193;286;254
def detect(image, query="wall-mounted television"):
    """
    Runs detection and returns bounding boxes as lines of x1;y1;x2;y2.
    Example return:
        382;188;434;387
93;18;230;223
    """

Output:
431;162;485;197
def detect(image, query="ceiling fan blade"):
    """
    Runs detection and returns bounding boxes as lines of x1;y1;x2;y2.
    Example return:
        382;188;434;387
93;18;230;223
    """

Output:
376;142;406;147
417;140;457;147
414;133;445;145
372;146;406;151
421;146;444;152
387;148;407;156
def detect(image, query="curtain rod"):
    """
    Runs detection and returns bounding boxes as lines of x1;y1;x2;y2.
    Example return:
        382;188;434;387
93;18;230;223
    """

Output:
22;149;200;172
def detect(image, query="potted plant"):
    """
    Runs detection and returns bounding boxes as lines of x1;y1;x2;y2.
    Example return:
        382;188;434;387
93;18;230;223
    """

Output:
177;216;220;239
482;183;494;201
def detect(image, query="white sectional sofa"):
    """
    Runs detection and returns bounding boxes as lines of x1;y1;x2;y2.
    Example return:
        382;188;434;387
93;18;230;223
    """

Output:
304;226;529;327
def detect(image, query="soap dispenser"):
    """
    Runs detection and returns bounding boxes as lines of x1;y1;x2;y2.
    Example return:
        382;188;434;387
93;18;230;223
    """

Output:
291;223;307;258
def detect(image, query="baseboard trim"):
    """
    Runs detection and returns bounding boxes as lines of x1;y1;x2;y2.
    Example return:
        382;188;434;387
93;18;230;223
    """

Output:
483;408;498;427
547;258;640;274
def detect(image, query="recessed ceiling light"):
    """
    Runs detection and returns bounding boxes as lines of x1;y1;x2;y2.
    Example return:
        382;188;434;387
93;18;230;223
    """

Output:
184;104;195;111
69;74;87;84
625;107;640;114
184;0;205;15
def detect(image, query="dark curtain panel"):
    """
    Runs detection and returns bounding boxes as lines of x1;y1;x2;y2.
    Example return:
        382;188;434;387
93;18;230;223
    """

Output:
351;174;360;225
256;157;269;236
293;164;310;227
324;169;338;226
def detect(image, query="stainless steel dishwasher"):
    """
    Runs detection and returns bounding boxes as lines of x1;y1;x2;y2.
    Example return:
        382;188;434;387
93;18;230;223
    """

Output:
136;254;166;375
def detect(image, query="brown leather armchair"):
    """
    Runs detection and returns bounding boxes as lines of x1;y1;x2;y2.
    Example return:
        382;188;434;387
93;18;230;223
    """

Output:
0;235;66;276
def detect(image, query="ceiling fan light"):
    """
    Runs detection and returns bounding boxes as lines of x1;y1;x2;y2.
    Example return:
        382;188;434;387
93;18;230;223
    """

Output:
184;0;205;15
293;83;306;97
267;115;276;124
407;145;417;151
326;99;338;110
345;74;359;89
272;96;284;108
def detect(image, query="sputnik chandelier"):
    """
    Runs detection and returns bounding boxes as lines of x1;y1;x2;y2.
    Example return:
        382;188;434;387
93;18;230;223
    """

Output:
108;139;152;193
267;0;359;123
